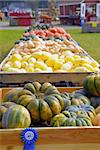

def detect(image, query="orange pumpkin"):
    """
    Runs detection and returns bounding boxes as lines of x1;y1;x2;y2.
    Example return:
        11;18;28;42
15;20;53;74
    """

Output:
95;106;100;114
92;113;100;126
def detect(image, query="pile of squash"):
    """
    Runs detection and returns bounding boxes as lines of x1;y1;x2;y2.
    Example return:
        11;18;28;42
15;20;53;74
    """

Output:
0;73;100;128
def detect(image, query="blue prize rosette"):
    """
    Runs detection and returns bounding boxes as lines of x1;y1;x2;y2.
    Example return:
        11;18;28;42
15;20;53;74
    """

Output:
21;128;38;150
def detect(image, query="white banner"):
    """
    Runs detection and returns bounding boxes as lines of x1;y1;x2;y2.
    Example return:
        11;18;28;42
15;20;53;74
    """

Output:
81;3;86;18
96;3;100;17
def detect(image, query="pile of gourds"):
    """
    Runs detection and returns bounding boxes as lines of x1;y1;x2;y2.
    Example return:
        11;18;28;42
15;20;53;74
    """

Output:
1;25;99;73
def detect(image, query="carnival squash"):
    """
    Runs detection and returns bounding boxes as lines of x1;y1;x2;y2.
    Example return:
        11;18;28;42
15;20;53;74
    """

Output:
65;104;96;121
0;102;16;128
4;82;63;122
2;104;31;128
50;110;92;127
83;73;100;96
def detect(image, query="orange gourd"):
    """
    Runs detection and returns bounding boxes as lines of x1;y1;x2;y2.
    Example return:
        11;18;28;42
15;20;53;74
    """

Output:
92;113;100;126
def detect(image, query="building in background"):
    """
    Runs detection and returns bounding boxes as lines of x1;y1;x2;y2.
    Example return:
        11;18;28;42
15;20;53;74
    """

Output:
0;0;61;22
0;0;61;26
0;0;60;10
0;0;99;24
0;0;49;13
59;0;100;25
0;0;60;18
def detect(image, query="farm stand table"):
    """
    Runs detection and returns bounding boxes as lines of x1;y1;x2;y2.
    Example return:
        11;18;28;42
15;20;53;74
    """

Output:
82;22;100;33
0;87;100;150
9;16;35;26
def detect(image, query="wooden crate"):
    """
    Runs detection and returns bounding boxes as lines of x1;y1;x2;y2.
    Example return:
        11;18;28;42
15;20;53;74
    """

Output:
0;41;96;87
0;87;100;150
0;49;93;88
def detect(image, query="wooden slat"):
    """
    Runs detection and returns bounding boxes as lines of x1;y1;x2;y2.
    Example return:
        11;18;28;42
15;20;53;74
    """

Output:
2;88;12;99
1;144;100;150
58;87;82;92
0;88;2;103
0;89;3;99
35;144;100;150
0;72;92;86
0;127;100;146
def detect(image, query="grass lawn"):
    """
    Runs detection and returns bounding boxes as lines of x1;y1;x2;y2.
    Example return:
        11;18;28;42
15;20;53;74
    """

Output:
0;30;24;63
66;28;100;63
0;28;100;63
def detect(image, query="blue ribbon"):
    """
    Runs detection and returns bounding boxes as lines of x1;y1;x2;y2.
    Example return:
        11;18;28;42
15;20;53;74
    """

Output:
21;128;38;150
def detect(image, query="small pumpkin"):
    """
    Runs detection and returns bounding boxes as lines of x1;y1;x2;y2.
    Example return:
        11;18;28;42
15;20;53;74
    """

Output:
70;93;90;105
2;104;31;128
61;92;90;106
73;89;87;96
90;97;100;108
4;82;64;122
65;104;96;121
50;113;67;127
83;73;100;96
0;102;16;128
3;88;22;102
50;110;92;127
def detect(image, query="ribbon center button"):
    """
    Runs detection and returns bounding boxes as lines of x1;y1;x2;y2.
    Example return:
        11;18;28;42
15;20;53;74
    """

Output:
25;131;35;141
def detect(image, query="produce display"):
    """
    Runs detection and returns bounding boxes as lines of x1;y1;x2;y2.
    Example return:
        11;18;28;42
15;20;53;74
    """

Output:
0;73;100;128
0;25;99;73
23;25;72;40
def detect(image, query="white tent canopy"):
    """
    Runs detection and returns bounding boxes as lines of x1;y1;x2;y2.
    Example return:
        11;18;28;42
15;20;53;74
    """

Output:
59;0;85;6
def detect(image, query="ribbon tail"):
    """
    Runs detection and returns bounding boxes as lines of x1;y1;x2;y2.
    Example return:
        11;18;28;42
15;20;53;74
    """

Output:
23;144;34;150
